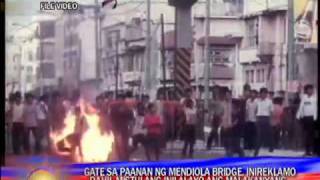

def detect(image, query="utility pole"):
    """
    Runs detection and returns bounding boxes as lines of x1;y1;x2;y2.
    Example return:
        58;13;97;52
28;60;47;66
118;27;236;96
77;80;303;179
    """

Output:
173;8;177;100
95;0;101;87
115;31;120;98
145;0;151;95
287;0;294;96
160;14;167;99
204;0;211;110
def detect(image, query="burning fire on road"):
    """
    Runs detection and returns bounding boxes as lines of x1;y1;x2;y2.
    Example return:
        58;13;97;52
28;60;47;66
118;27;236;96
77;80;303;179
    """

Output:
50;100;114;163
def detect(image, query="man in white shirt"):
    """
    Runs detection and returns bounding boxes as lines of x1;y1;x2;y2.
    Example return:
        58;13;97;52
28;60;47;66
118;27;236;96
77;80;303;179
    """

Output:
10;92;25;155
296;84;317;156
244;89;258;154
23;93;40;154
130;102;147;157
182;98;198;158
254;88;273;156
36;95;49;152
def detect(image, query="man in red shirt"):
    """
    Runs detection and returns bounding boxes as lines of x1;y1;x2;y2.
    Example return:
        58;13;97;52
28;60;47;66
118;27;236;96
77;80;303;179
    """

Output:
109;93;134;161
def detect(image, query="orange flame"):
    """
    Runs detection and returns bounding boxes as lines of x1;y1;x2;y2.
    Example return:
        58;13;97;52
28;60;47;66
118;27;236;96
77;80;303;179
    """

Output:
50;100;114;163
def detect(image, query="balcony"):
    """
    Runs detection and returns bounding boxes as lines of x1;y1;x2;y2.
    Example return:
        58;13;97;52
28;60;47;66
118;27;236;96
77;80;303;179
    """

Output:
257;42;275;57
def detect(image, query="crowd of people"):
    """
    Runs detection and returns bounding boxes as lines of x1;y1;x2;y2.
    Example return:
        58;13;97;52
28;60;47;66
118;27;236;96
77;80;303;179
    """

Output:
4;84;319;162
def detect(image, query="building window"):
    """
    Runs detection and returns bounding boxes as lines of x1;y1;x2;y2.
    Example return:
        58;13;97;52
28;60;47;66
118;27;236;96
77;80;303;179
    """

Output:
41;42;54;60
257;69;261;82
36;67;40;79
64;60;67;71
107;36;113;49
13;54;20;62
128;54;134;72
245;18;258;47
105;57;115;76
28;51;33;61
209;46;232;63
39;21;55;39
64;33;79;48
245;70;250;83
250;70;254;83
36;47;40;60
261;69;265;82
103;59;109;77
41;62;55;79
26;75;33;83
27;66;33;73
69;59;72;69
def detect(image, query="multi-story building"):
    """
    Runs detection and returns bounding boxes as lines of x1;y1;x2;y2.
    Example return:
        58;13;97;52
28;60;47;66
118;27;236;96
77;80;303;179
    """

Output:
38;20;57;94
56;5;98;97
239;7;287;93
6;42;21;97
100;17;161;96
189;0;244;97
240;0;318;94
293;0;318;91
9;23;41;95
101;22;126;93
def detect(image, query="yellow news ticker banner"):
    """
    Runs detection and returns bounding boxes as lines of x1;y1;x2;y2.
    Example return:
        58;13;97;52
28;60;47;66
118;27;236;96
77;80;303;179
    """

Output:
294;0;318;44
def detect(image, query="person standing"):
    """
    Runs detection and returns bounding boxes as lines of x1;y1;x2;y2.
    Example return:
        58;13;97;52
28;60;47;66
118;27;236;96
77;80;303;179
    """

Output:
239;86;251;149
49;91;66;131
181;98;198;158
207;86;223;149
130;102;147;156
109;93;135;161
271;97;285;150
244;90;258;155
230;98;245;157
220;89;242;156
254;88;273;156
144;103;163;161
36;95;49;152
296;84;317;156
23;93;41;154
9;92;25;155
180;88;196;107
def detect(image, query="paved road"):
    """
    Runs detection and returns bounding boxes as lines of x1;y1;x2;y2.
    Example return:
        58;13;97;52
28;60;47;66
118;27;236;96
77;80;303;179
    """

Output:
4;140;305;167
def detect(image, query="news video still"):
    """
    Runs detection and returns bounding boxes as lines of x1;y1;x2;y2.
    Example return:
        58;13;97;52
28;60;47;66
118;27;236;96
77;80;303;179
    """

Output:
2;0;319;179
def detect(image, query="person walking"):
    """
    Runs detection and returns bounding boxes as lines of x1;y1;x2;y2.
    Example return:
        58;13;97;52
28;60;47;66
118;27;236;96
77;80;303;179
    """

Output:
271;97;285;150
9;92;25;155
130;102;147;157
230;98;245;157
244;90;258;156
23;93;41;154
181;98;198;158
220;89;235;156
254;88;273;156
296;84;317;156
49;91;66;131
36;95;49;152
144;103;163;161
207;86;223;149
109;93;135;161
180;88;196;107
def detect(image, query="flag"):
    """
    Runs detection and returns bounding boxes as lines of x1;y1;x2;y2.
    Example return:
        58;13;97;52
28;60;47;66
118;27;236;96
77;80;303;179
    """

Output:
102;0;117;9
